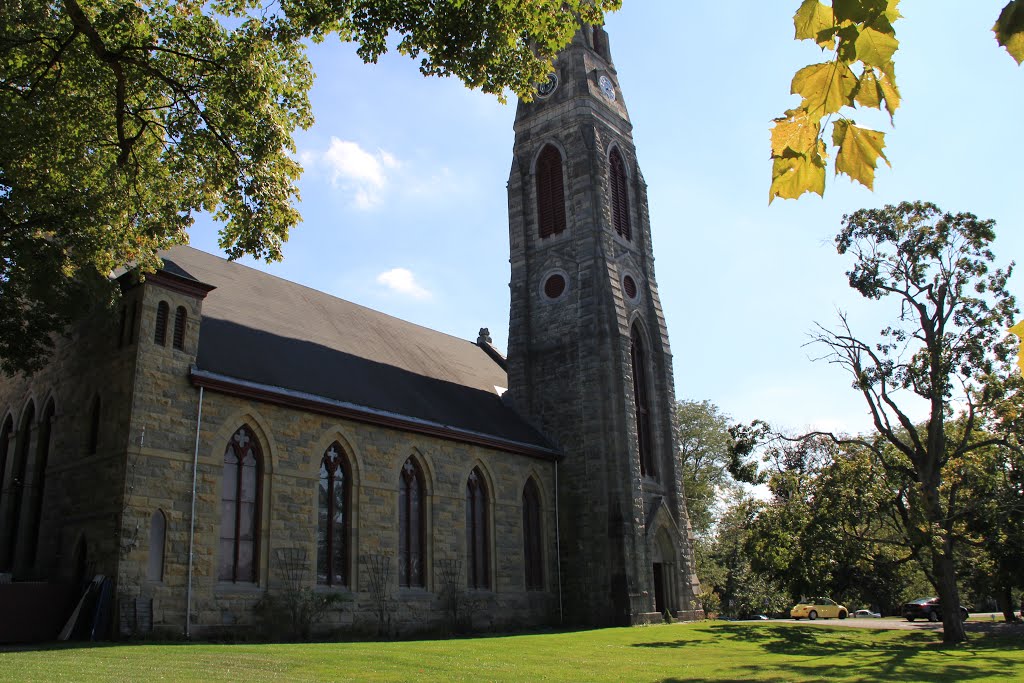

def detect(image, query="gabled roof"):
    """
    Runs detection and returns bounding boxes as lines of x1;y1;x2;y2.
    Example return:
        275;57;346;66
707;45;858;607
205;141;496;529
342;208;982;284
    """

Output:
157;246;554;457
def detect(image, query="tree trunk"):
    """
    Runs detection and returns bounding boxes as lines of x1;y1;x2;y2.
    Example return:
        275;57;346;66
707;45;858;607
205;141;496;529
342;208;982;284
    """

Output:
921;412;967;645
996;585;1020;623
932;546;966;644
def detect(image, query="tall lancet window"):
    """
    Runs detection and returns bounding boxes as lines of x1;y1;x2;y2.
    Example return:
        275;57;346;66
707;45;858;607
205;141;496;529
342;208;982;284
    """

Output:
398;457;425;588
522;478;543;590
466;468;490;590
220;425;261;583
609;147;631;241
536;145;566;239
0;415;12;505
631;325;655;478
25;399;55;564
4;402;34;569
317;442;350;587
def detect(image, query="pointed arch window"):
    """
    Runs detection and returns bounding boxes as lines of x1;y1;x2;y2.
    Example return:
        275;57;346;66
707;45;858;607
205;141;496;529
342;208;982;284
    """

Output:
25;399;54;566
0;415;12;511
154;301;169;346
398;457;425;588
609;147;631;241
172;306;187;350
522;478;543;590
219;426;261;583
536;145;566;239
148;510;166;582
631;325;655;478
318;442;350;587
466;468;489;590
3;402;33;569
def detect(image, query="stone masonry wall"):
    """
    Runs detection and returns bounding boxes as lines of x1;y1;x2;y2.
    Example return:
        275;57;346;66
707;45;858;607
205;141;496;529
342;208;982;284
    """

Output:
115;386;561;638
0;290;140;584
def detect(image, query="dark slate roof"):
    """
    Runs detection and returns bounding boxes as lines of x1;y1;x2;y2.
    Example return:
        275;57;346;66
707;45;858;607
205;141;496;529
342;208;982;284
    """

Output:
158;246;553;454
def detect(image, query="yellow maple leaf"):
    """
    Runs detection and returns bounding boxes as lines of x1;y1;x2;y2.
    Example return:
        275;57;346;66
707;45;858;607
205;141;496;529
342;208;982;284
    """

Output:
1010;321;1024;376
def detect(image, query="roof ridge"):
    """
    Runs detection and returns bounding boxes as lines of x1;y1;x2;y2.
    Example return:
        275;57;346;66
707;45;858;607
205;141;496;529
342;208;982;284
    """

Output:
170;245;493;352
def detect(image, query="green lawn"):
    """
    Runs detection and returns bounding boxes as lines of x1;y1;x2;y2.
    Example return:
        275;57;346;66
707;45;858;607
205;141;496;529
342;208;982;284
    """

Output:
2;622;1022;682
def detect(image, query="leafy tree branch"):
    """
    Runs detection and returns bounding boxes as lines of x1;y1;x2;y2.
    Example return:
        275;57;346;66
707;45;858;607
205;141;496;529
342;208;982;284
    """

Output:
771;1;1024;203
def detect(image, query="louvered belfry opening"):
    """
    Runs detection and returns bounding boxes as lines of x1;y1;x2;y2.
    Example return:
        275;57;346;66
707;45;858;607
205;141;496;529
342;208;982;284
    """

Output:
609;147;631;241
172;306;187;350
536;145;566;239
154;301;169;346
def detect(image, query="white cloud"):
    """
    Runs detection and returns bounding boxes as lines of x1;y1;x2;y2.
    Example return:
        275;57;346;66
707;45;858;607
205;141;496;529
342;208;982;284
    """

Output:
309;138;401;209
376;268;432;300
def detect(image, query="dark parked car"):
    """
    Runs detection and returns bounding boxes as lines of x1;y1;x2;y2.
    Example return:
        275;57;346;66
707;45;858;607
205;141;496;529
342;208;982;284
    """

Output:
902;597;969;622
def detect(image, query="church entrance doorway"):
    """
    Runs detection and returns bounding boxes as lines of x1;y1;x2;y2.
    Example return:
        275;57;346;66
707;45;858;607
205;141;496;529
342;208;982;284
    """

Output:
651;527;677;616
652;562;666;614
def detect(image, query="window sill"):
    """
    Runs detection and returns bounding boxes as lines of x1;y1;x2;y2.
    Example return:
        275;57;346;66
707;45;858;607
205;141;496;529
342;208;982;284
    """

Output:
214;582;263;595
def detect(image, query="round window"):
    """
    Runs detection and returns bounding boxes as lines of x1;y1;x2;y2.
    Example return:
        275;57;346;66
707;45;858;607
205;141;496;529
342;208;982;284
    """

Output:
623;275;638;299
544;274;566;299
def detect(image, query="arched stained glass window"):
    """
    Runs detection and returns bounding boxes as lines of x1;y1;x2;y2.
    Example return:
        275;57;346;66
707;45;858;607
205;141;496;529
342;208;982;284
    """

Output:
219;425;261;583
466;468;489;590
0;415;12;512
3;402;33;569
522;478;543;591
398;457;425;588
317;442;350;587
609;147;631;241
536;145;566;239
25;399;54;566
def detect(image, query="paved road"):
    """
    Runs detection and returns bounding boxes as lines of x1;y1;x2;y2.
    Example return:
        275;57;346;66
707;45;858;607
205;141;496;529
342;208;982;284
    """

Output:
764;612;1024;633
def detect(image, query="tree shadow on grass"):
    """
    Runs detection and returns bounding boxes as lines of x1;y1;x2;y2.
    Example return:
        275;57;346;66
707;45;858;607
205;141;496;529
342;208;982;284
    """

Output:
633;624;1023;682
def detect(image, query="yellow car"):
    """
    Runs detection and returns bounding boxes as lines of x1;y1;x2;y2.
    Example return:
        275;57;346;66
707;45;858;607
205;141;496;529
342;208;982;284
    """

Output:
790;597;849;620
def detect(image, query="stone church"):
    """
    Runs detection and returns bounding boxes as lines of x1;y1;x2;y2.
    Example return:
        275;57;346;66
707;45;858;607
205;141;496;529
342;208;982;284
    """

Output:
0;25;701;638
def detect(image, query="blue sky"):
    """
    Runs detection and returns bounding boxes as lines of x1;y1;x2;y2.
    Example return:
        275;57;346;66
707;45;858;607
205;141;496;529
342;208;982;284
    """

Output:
188;1;1023;436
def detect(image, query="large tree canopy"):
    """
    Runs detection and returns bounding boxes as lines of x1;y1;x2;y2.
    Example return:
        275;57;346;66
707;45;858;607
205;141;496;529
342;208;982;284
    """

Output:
0;0;619;375
770;0;1024;203
810;202;1015;643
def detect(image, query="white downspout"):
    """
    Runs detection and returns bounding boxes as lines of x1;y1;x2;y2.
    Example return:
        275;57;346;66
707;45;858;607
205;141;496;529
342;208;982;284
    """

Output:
555;459;563;624
185;386;204;639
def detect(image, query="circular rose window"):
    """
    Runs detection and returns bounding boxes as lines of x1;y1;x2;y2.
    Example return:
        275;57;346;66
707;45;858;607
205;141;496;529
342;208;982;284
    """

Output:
544;274;566;299
623;275;638;299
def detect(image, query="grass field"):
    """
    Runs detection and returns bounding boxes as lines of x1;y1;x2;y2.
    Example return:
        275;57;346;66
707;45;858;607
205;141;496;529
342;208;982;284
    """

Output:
2;621;1022;682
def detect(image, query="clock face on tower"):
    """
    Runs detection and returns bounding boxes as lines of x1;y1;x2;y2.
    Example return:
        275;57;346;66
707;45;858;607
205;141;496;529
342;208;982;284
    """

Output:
537;72;558;98
599;75;616;102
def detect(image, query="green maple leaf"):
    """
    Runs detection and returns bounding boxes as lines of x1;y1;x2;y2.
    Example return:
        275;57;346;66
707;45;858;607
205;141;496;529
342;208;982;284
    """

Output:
833;0;890;24
854;26;899;67
832;120;890;189
794;0;835;47
792;61;858;115
994;0;1024;65
769;142;827;203
771;108;821;157
853;69;882;108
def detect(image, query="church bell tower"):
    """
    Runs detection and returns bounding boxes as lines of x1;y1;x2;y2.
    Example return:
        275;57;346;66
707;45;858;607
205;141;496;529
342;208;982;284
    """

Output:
505;24;701;625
